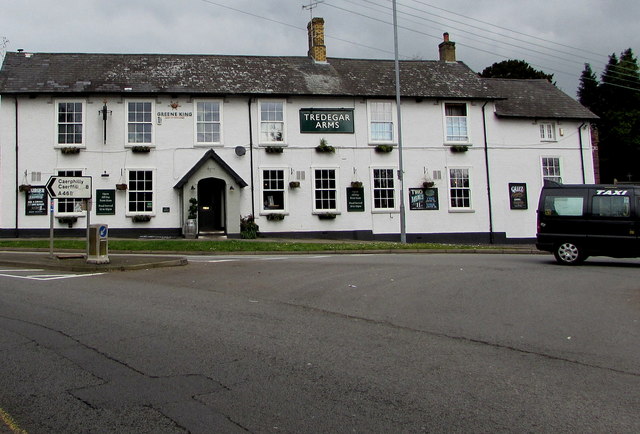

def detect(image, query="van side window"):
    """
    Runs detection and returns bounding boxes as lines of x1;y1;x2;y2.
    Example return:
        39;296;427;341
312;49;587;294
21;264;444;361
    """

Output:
592;196;630;217
543;196;584;216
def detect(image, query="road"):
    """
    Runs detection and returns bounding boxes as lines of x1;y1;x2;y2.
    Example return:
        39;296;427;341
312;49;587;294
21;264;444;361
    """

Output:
1;253;639;433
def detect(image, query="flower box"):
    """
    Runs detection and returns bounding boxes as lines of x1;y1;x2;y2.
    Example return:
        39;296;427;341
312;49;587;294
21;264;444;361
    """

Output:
375;144;394;153
450;145;469;153
57;216;78;228
317;213;337;220
316;138;335;153
265;146;284;154
60;147;81;154
289;181;300;189
116;184;128;191
18;184;32;192
266;213;285;221
131;215;151;223
131;145;151;153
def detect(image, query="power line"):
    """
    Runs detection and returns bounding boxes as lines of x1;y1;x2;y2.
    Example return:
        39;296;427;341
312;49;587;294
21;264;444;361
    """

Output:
323;0;640;90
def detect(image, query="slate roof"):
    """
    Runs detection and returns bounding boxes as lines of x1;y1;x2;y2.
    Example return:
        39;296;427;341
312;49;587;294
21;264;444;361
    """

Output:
485;78;598;120
0;52;499;99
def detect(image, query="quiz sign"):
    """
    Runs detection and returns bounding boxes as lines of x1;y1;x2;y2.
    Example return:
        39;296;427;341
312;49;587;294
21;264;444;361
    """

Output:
300;109;354;133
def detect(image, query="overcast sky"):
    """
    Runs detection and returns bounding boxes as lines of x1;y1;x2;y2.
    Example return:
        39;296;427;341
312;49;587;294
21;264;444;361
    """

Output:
2;0;639;98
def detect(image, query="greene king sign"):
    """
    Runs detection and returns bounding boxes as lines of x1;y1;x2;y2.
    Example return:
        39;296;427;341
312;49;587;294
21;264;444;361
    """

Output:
300;109;354;133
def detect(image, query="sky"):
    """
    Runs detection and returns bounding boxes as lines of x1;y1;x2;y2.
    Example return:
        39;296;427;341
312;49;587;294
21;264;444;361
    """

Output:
1;0;639;98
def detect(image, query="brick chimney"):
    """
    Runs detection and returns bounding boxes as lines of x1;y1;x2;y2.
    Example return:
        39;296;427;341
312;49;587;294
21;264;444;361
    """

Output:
438;32;456;62
308;17;327;63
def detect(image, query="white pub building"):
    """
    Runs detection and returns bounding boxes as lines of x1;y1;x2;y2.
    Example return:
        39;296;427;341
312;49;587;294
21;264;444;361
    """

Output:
0;19;597;243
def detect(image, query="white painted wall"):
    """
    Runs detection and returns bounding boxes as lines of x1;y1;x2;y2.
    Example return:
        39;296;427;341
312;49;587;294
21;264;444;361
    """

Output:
0;94;594;240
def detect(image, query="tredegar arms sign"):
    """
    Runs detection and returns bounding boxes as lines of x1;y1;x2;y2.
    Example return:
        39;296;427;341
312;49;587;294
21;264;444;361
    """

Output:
299;108;354;133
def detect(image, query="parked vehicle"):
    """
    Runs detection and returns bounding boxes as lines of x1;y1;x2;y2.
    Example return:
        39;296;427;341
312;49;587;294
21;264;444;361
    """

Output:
536;182;640;265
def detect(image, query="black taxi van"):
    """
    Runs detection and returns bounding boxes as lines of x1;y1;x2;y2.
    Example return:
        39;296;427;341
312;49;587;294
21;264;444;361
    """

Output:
536;182;640;264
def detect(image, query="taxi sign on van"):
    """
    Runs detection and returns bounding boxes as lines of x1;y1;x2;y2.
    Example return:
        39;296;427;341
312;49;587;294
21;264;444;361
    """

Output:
595;189;628;196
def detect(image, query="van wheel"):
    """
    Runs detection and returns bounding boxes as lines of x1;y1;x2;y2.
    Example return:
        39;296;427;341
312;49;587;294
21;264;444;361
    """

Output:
553;242;585;265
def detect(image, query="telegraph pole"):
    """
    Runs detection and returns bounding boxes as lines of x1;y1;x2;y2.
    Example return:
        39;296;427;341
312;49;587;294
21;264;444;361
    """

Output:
392;0;407;243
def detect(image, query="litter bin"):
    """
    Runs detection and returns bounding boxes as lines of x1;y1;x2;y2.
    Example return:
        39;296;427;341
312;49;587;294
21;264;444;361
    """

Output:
87;224;109;264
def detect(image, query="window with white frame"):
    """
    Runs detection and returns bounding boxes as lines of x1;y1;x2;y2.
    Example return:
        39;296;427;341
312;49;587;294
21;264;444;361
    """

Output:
259;101;285;144
539;122;556;141
127;102;153;144
196;101;222;144
372;168;396;210
57;102;84;145
449;168;471;209
368;101;394;142
127;170;154;213
444;103;469;143
56;170;83;214
262;169;286;211
313;169;338;212
542;157;562;183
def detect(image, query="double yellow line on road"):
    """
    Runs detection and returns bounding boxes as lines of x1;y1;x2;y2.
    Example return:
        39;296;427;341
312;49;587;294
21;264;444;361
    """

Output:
0;407;27;433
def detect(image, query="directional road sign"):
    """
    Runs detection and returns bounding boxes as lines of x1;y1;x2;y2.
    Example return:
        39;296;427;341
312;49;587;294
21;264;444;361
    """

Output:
45;176;92;199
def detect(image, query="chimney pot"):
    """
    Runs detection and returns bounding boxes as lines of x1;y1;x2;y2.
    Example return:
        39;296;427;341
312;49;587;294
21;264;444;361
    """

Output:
443;32;449;42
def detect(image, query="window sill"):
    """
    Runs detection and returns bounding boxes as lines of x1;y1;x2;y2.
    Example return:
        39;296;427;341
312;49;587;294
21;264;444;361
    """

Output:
312;211;341;215
372;210;400;214
125;144;155;149
444;143;472;146
55;213;85;218
448;209;475;213
259;143;288;147
195;143;223;147
259;211;288;216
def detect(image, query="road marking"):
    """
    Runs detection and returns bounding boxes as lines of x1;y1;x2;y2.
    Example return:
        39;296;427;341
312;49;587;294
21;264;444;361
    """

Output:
0;268;45;272
207;259;237;263
0;271;105;281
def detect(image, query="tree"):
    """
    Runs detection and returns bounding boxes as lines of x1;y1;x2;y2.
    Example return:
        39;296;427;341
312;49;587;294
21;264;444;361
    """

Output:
479;59;554;83
577;63;599;113
586;49;640;183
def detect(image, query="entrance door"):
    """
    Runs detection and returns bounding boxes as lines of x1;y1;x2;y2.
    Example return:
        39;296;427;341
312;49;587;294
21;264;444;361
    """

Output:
197;178;226;233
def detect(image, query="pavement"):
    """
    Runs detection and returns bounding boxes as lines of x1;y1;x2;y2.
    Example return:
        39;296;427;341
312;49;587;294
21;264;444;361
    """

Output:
0;250;188;272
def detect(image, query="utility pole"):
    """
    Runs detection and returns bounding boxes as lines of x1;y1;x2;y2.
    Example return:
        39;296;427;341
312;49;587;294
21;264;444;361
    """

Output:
392;0;407;243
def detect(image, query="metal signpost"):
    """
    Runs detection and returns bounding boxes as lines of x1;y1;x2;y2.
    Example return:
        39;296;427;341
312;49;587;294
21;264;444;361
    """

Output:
45;176;92;259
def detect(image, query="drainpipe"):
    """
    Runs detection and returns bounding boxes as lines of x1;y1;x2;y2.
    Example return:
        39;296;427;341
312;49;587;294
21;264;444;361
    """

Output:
14;97;19;238
578;122;586;184
482;101;494;244
248;98;255;218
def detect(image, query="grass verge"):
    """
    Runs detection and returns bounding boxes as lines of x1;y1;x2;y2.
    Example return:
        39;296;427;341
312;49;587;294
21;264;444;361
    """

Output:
0;238;480;253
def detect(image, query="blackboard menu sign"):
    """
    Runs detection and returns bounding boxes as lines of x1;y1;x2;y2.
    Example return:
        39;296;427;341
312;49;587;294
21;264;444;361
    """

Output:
25;186;47;215
509;183;528;210
346;187;365;212
410;188;439;210
96;189;116;215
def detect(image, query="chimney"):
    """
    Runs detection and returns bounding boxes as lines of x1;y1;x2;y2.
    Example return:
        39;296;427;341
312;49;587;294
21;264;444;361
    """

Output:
438;32;456;62
308;17;327;63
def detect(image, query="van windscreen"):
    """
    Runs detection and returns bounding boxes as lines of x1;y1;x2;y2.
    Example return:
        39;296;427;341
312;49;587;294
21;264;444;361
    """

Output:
543;196;584;216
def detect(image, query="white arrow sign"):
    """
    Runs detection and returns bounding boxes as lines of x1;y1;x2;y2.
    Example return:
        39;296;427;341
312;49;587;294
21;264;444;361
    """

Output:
45;176;92;199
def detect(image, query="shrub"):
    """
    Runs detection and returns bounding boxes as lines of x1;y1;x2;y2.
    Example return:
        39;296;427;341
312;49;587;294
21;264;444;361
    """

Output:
240;214;259;239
